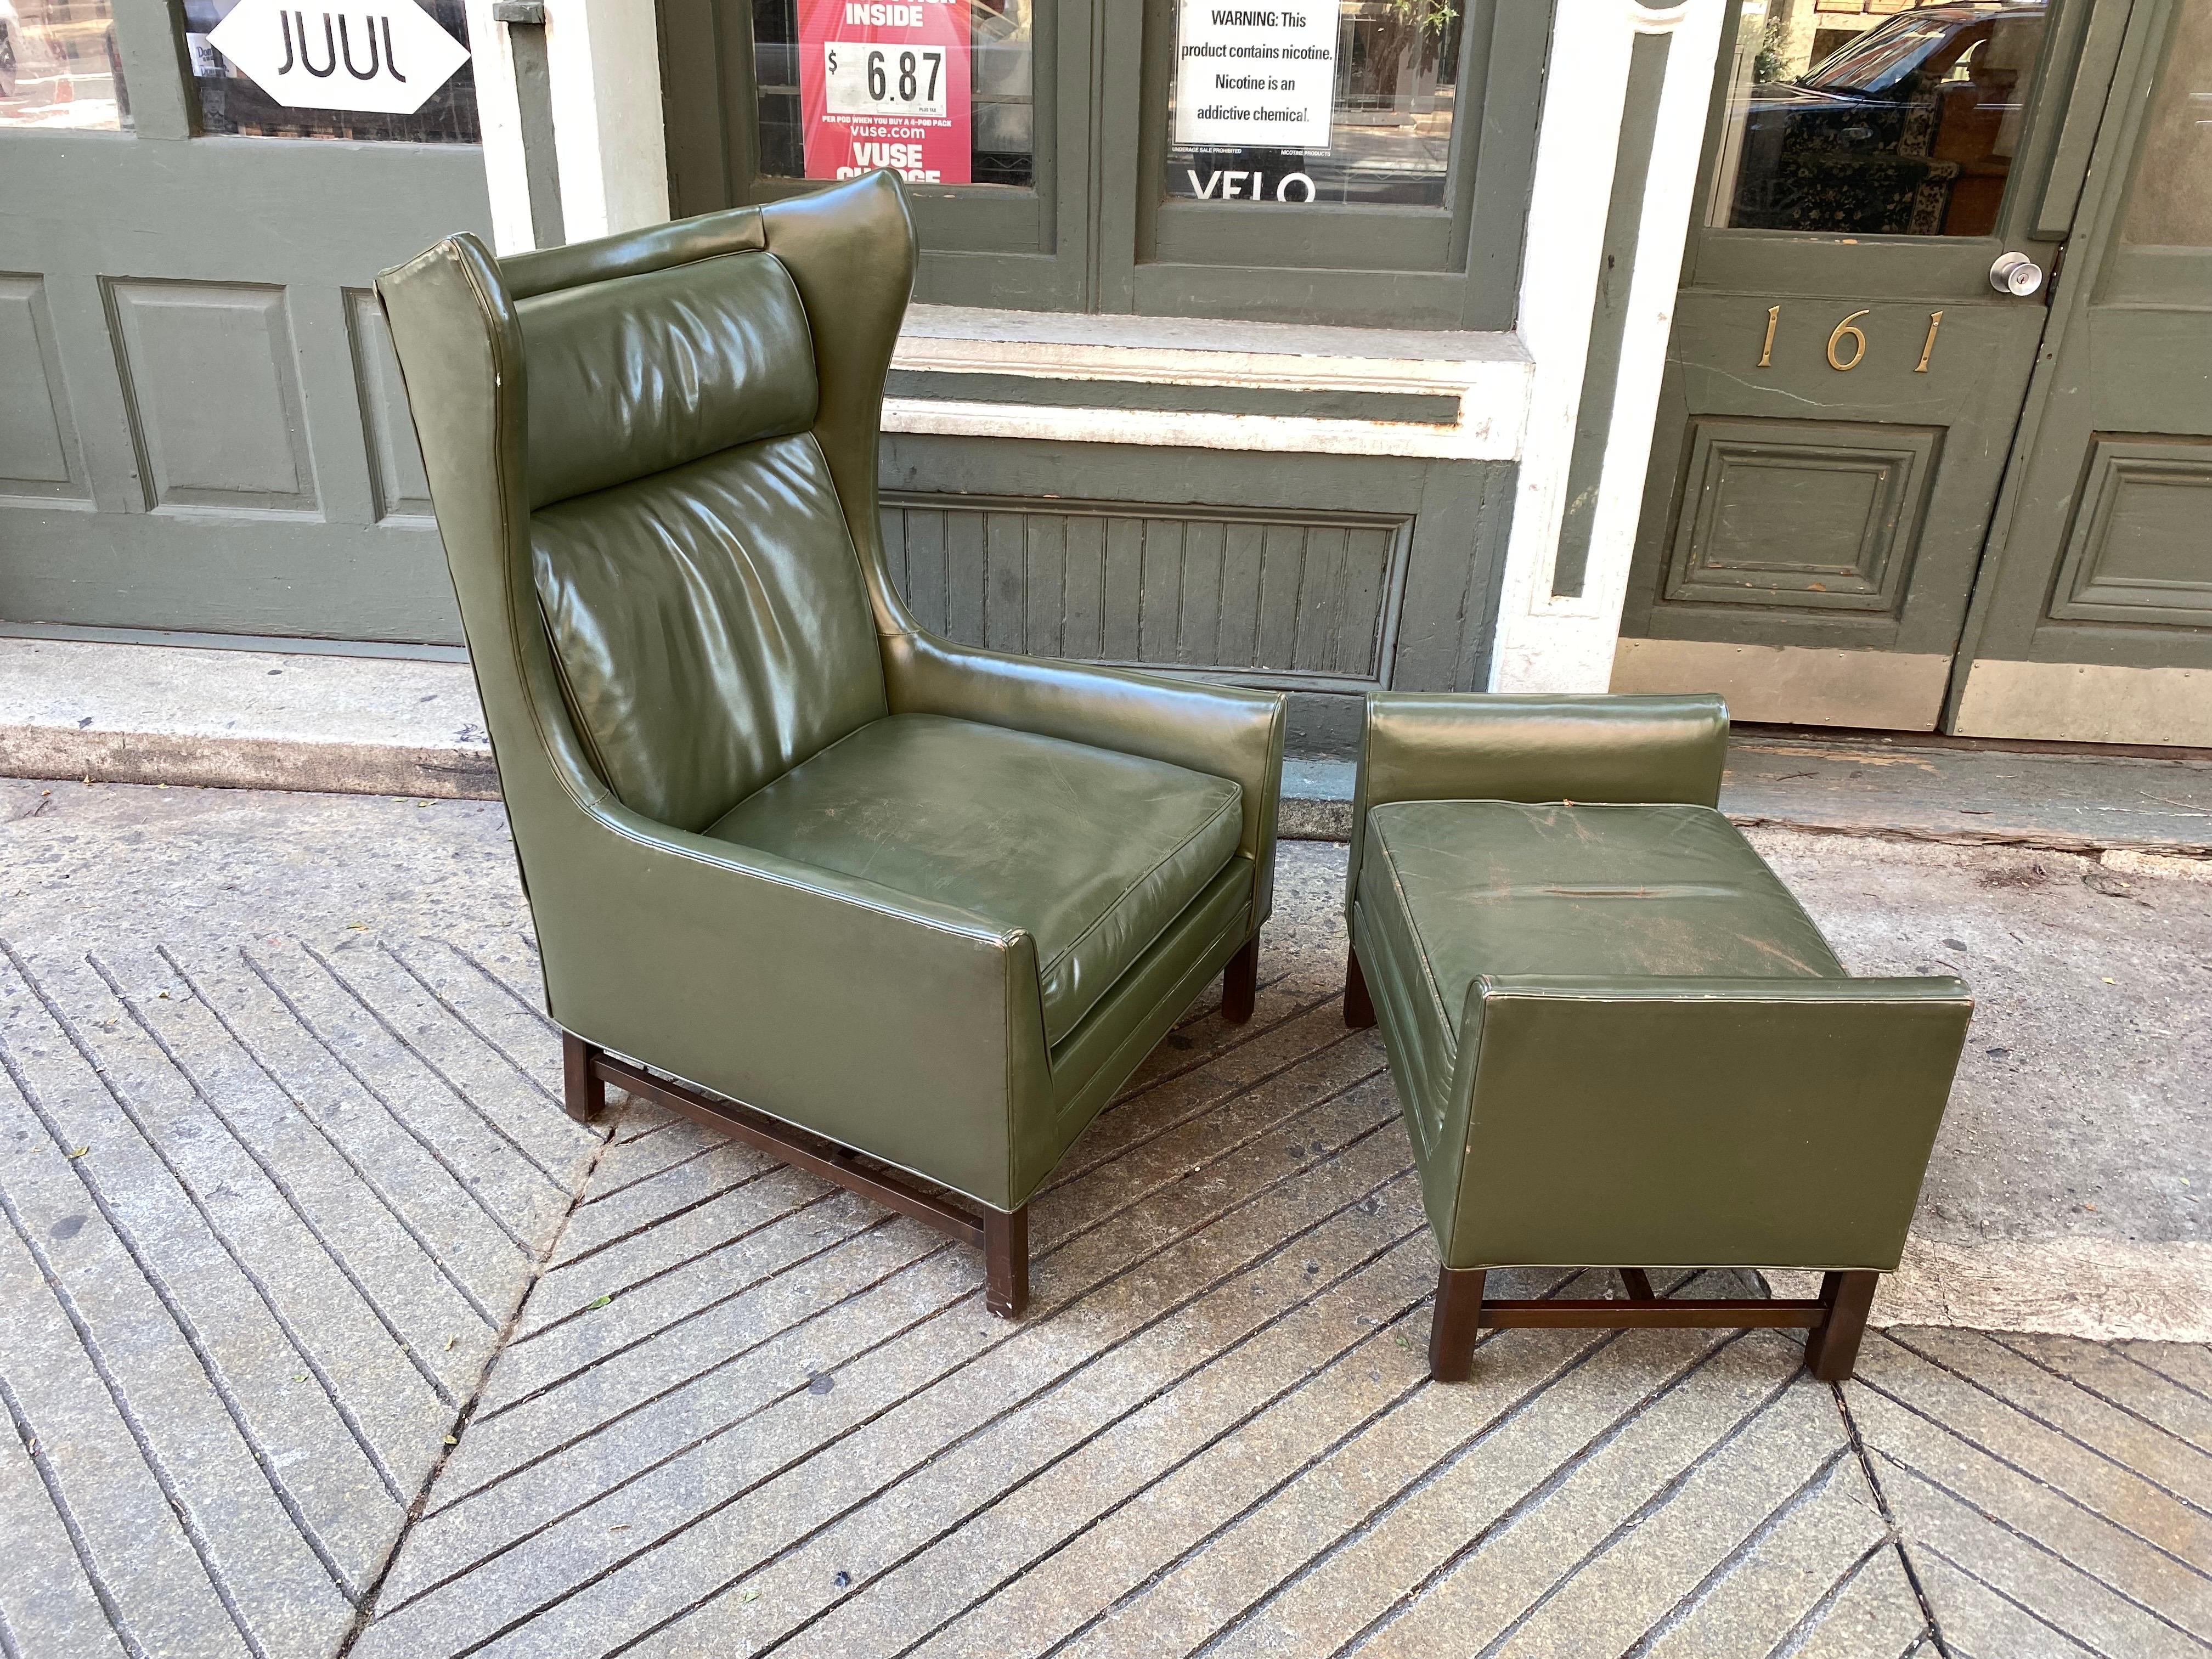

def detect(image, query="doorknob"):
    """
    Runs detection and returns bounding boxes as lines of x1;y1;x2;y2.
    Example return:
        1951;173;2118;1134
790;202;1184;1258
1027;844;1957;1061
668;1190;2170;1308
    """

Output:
1990;252;2045;297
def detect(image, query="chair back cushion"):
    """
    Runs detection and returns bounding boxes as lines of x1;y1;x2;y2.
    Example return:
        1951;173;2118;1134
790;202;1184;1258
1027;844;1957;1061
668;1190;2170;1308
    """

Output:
517;248;888;832
521;251;819;509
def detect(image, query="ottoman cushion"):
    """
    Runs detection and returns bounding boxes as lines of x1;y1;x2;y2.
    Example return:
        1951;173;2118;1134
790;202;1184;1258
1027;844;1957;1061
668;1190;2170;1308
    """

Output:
1357;800;1844;1133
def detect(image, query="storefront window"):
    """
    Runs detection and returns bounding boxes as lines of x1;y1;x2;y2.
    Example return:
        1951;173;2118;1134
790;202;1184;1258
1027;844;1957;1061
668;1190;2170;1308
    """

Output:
183;0;479;143
753;0;1035;188
670;0;1537;321
0;0;131;130
1163;0;1462;207
1705;0;2048;237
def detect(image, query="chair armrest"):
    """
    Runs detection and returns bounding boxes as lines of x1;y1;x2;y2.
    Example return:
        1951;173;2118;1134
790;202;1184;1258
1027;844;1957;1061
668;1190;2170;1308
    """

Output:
1348;692;1729;912
1423;973;1972;1273
1361;691;1729;811
882;629;1286;926
526;791;1052;1209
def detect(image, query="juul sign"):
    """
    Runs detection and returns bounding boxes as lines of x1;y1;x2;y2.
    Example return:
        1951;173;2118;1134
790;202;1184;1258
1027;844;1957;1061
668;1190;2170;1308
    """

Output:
207;0;469;115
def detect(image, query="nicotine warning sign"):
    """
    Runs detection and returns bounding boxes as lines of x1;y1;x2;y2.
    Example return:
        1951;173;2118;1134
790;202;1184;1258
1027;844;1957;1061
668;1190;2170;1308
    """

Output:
799;0;972;185
1173;2;1336;153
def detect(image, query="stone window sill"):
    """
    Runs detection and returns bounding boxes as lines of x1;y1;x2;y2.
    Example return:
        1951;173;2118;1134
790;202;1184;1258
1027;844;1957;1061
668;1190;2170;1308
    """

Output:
885;306;1532;461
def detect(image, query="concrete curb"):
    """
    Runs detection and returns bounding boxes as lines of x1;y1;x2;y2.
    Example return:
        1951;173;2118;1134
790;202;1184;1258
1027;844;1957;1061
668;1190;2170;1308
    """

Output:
1722;735;2212;859
1;637;497;800
1770;1238;2212;1347
9;637;2212;855
7;726;500;799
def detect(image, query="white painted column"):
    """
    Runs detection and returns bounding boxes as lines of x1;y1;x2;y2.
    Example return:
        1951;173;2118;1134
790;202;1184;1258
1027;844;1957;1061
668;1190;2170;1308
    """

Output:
461;0;535;254
465;0;670;253
542;0;671;240
1488;0;1726;694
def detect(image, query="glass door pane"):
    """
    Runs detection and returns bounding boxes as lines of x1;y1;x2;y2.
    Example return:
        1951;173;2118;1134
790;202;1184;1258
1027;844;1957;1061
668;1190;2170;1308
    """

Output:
182;0;479;143
1161;0;1463;207
2123;0;2212;247
1705;0;2050;238
673;0;1082;308
752;0;1036;190
1;0;130;130
1122;0;1547;324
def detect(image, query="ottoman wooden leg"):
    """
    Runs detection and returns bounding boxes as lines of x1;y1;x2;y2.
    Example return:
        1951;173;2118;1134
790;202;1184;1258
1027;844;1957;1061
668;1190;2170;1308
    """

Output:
984;1204;1030;1320
1344;947;1377;1029
1803;1269;1878;1381
1429;1266;1486;1382
1221;936;1259;1024
562;1031;608;1125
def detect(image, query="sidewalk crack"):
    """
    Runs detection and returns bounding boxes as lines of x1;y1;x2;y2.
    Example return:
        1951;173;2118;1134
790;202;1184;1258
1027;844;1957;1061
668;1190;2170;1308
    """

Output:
1833;1362;1952;1659
334;1092;627;1657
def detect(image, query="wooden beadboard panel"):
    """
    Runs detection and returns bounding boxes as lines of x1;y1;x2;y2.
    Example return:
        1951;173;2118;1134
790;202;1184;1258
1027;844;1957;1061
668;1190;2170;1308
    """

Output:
879;492;1414;690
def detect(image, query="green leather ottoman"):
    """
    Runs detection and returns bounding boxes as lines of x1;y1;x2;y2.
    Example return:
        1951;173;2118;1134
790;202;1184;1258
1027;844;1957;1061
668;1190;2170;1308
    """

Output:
1342;692;1972;1383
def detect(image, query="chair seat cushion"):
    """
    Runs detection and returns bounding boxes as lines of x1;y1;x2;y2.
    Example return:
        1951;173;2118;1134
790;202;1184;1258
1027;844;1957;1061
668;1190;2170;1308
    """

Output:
708;713;1244;1045
1359;800;1844;1100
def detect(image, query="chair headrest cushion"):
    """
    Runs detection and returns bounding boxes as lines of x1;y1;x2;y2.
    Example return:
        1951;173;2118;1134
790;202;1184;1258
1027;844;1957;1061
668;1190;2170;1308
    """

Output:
517;250;820;509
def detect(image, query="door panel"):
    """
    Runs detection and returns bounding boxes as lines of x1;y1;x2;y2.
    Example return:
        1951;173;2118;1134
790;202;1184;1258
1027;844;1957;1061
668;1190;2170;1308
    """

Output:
346;288;437;524
1661;417;1942;615
2045;436;2212;627
1619;287;2049;723
0;274;87;501
1617;0;2104;727
1953;0;2212;744
106;278;319;512
0;0;490;645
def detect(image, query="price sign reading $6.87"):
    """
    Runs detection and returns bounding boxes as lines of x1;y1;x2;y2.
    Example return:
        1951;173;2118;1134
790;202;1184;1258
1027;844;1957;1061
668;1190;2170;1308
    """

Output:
823;42;949;118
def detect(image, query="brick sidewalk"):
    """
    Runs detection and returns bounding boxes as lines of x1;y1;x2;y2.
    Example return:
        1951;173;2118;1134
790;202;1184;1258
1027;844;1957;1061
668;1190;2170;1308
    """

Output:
2;780;2206;1658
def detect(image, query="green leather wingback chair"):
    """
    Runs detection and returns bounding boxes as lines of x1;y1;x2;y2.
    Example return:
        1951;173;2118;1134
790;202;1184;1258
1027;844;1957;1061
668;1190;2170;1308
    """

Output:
376;172;1285;1317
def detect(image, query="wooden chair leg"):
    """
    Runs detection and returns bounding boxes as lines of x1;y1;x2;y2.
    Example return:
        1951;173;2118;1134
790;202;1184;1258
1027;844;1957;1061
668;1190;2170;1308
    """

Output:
1221;936;1259;1025
984;1204;1030;1319
1618;1267;1656;1301
1803;1269;1878;1382
1429;1266;1486;1383
562;1031;607;1125
1344;946;1377;1029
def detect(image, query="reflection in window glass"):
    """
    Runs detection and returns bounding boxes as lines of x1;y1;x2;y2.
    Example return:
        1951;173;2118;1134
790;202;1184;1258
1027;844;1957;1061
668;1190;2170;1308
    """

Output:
0;0;129;131
183;0;479;142
754;0;1034;189
2124;0;2212;247
1706;0;2047;237
1164;0;1463;208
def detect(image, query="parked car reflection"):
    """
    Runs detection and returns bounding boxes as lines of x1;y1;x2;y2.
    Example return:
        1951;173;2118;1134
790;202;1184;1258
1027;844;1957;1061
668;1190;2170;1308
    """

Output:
0;0;128;130
1719;1;2048;238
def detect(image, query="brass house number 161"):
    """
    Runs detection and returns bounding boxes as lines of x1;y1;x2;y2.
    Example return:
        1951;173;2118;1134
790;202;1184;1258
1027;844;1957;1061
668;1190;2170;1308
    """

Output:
1757;306;1944;373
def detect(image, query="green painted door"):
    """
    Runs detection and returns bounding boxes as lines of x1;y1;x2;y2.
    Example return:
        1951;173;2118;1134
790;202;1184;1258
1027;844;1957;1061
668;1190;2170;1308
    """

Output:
1950;0;2212;744
1616;0;2121;730
1;0;490;647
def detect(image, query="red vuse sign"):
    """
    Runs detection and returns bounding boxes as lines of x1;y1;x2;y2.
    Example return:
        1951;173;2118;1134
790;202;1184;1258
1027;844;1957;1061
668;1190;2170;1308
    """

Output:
798;0;972;185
